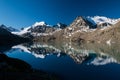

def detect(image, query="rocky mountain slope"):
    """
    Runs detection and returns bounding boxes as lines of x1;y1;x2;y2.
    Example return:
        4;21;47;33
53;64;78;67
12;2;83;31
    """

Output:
68;17;120;44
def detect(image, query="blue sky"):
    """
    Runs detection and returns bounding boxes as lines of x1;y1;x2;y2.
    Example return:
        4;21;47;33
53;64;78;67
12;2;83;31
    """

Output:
0;0;120;29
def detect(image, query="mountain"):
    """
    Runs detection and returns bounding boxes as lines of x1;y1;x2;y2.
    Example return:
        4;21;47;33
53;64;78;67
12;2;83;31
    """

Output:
67;16;120;44
86;16;120;29
12;22;48;35
0;25;11;35
68;16;96;31
12;21;55;36
12;21;66;38
65;16;120;33
87;16;119;25
0;24;19;32
0;25;31;45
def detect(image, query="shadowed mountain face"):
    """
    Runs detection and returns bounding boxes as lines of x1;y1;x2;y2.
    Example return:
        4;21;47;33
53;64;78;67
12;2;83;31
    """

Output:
0;25;31;45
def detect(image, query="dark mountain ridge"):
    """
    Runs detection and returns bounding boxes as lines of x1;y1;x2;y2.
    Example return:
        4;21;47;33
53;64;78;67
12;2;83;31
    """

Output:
0;25;31;45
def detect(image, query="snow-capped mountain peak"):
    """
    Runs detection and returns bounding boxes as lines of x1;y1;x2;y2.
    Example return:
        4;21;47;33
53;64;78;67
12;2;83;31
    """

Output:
32;21;46;27
86;16;120;25
0;24;7;29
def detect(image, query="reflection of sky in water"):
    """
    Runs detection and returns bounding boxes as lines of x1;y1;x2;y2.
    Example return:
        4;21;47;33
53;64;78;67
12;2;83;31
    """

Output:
4;43;120;80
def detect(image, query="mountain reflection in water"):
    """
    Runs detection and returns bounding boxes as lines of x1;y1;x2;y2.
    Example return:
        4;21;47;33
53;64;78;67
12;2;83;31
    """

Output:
2;42;120;80
9;42;119;65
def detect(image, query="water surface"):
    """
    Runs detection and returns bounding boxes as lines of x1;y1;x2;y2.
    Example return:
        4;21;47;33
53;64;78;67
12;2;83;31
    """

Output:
1;42;120;80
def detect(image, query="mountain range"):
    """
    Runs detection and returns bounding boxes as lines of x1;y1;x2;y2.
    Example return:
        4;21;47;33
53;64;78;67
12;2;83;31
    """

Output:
1;16;120;45
12;16;120;45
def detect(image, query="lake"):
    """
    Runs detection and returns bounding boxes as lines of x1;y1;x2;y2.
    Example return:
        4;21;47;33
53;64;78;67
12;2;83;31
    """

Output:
1;42;120;80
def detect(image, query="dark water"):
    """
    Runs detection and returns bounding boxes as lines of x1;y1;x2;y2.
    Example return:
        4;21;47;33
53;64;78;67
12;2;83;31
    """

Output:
1;42;120;80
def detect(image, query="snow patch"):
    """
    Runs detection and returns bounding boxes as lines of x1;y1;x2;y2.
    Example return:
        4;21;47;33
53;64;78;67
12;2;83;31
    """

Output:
68;27;73;30
12;26;31;35
106;39;111;46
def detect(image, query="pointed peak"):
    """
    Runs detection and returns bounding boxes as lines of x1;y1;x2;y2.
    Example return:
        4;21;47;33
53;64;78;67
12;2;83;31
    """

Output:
75;16;85;20
0;24;7;27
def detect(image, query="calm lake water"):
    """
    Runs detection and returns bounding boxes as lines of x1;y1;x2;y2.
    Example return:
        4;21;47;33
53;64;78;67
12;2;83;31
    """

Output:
1;42;120;80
